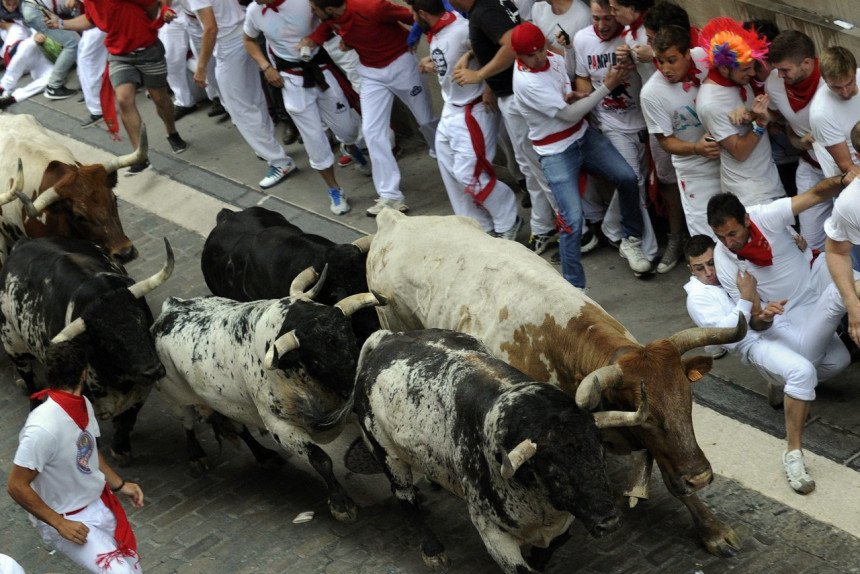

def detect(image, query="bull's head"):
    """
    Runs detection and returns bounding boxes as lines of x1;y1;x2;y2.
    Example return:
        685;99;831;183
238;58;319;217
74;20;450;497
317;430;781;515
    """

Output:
9;126;148;263
575;314;747;497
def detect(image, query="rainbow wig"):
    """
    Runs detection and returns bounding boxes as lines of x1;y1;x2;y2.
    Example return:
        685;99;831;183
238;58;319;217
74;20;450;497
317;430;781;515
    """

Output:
699;17;769;70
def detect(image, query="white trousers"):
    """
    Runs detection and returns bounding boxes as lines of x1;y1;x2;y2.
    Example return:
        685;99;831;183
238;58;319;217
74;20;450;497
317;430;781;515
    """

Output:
185;15;220;101
1;38;52;102
357;51;436;201
600;129;658;260
795;159;830;251
497;94;556;235
77;27;107;115
325;36;361;91
35;497;140;574
215;30;291;168
280;67;362;171
436;102;517;233
678;176;722;239
159;15;197;108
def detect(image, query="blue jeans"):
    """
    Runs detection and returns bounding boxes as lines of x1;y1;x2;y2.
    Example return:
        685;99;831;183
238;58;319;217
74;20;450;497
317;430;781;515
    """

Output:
22;0;79;89
539;127;642;287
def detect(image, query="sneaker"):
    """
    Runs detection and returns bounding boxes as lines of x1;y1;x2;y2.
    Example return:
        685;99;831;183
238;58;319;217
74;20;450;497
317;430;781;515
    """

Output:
619;237;652;274
657;233;682;274
366;197;409;217
496;215;523;241
282;118;299;145
80;114;103;128
704;345;727;359
329;187;351;215
259;162;297;189
0;95;16;110
44;85;77;100
167;132;188;154
528;230;559;255
581;229;598;254
782;449;815;494
173;104;198;121
207;97;228;117
125;160;151;177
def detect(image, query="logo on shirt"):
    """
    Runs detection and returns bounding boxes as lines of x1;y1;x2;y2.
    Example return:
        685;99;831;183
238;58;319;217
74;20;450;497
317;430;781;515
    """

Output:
673;105;702;133
431;48;447;76
77;430;95;475
410;85;424;97
589;52;618;70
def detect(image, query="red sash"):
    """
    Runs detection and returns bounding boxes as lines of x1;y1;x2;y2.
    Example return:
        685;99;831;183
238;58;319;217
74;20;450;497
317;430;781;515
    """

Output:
99;63;121;140
736;221;773;267
531;120;584;147
95;485;139;571
462;97;497;205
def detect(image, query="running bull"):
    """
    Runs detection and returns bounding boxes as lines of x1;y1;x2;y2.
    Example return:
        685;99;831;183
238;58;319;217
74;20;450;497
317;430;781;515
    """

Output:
0;236;173;464
366;210;748;557
355;328;652;573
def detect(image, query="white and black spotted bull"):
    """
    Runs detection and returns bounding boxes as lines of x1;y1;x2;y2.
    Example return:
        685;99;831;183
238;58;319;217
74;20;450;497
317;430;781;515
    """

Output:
366;210;748;557
151;270;384;521
200;206;379;343
0;236;174;464
355;329;654;573
0;114;146;263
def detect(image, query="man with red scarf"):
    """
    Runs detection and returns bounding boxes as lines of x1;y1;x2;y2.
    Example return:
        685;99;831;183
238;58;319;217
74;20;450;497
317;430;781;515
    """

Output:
706;175;858;495
8;341;145;573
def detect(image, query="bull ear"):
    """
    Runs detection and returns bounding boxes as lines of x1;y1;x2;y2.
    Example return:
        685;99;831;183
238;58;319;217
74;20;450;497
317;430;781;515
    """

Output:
682;355;713;382
500;439;537;479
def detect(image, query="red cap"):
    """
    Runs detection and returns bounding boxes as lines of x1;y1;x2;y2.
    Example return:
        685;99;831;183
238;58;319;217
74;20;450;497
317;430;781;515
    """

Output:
511;22;546;55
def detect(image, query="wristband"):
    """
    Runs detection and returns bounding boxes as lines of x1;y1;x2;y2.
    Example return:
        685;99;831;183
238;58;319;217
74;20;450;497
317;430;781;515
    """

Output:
58;18;64;28
751;121;766;136
262;64;272;73
111;480;125;492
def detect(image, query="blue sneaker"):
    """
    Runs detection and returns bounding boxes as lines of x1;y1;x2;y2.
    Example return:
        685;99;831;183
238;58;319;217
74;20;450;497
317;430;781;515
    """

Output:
329;187;351;215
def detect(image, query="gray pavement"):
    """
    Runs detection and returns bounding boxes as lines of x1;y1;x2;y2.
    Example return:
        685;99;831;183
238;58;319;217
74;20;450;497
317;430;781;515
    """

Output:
0;91;859;573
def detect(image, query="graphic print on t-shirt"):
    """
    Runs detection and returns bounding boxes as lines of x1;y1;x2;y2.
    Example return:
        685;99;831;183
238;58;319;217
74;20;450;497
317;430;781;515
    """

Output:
77;430;95;475
431;47;448;76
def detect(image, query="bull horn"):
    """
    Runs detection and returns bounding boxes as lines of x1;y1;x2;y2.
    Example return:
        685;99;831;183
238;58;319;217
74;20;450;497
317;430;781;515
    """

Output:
334;291;386;316
16;186;60;218
51;317;87;344
103;124;148;174
668;312;747;356
593;381;650;429
0;159;25;206
128;238;174;299
351;234;373;253
500;439;537;479
264;330;300;370
289;264;329;300
575;364;624;410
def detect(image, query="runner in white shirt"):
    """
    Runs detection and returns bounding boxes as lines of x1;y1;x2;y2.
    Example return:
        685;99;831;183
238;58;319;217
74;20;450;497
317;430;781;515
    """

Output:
412;0;520;237
825;172;860;347
809;47;860;179
189;0;297;190
641;25;720;239
696;17;785;207
243;0;365;215
766;30;829;250
573;0;656;266
530;0;589;79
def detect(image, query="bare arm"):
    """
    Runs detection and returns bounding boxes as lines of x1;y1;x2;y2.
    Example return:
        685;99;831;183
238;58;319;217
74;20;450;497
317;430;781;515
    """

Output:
98;451;144;509
452;29;516;86
7;464;90;545
575;75;592;94
825;141;857;173
718;94;770;162
826;237;860;346
790;172;853;216
44;13;93;31
655;133;721;159
243;33;283;89
194;6;218;88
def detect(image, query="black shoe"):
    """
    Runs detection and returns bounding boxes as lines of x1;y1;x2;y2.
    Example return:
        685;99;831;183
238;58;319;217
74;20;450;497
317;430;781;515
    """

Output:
0;95;17;110
77;95;86;103
44;85;77;100
167;132;188;154
207;98;228;117
125;160;151;176
80;114;103;128
521;192;532;208
282;119;299;145
173;104;198;121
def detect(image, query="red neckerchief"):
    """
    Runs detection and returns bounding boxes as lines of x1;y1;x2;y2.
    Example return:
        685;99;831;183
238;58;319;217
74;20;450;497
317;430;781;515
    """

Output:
785;58;821;113
426;11;455;43
749;77;765;97
678;62;702;91
263;0;287;15
594;24;622;43
707;67;747;102
30;389;88;430
95;485;139;571
621;12;645;38
516;56;550;73
735;221;773;267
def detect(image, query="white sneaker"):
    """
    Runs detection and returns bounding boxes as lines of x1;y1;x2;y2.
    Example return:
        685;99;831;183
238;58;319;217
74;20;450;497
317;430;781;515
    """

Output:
619;237;652;274
329;187;351;215
782;449;815;494
366;197;409;217
259;162;297;189
581;229;599;254
496;215;523;241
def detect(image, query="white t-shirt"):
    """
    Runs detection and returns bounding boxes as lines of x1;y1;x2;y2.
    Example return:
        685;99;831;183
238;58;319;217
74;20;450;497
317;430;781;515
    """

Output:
714;197;815;310
640;47;718;182
697;80;785;205
188;0;245;40
622;23;656;84
14;396;105;515
531;0;590;78
765;67;824;167
809;68;860;177
824;177;860;244
243;0;316;62
428;13;484;106
573;25;645;133
684;276;756;355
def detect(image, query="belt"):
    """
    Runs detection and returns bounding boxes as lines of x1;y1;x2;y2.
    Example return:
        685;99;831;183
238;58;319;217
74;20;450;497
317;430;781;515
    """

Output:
531;119;584;147
64;506;86;517
800;149;821;171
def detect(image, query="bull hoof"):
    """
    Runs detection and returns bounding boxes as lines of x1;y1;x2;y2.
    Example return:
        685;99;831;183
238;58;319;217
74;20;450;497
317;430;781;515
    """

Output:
702;527;742;557
110;448;134;468
329;503;358;522
421;551;450;573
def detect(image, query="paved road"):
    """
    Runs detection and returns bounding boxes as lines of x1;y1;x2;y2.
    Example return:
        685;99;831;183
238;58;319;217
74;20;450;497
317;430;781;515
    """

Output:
0;95;859;573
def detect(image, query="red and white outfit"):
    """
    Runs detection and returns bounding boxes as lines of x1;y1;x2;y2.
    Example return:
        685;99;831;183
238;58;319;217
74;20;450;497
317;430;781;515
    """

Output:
308;0;437;203
697;75;786;206
573;24;657;260
530;0;589;80
0;23;53;103
14;394;140;573
809;68;860;177
188;0;293;171
244;0;362;172
76;0;108;117
766;65;829;249
429;12;517;233
714;198;852;399
640;47;720;237
159;3;198;109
